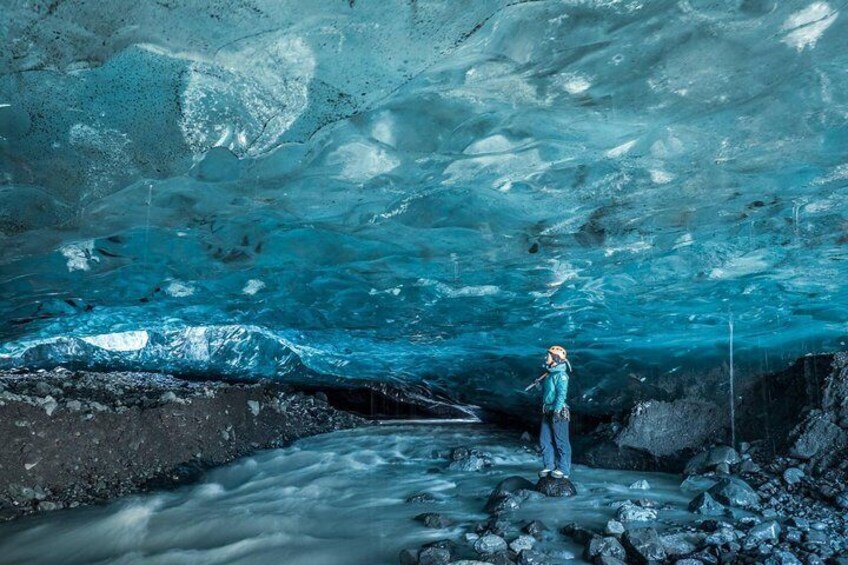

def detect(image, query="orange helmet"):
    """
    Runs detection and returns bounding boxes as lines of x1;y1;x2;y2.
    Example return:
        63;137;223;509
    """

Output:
547;345;567;361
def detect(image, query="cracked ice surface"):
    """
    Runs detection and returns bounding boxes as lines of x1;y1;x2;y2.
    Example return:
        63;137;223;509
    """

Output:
1;0;847;413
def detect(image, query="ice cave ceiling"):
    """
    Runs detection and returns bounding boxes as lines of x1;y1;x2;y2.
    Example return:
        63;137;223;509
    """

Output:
1;0;847;412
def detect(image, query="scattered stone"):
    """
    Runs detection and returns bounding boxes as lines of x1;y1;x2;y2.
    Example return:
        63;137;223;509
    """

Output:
473;534;507;555
622;527;667;564
616;501;658;523
782;467;804;485
516;550;547;565
629;479;650;490
585;535;627;562
534;476;576;497
491;476;536;497
747;521;781;542
415;512;451;529
688;492;725;516
406;492;439;504
417;546;451;565
448;447;491;472
484;493;522;514
680;475;718;492
508;535;535;553
659;532;702;556
764;550;802;565
561;522;596;545
247;400;260;416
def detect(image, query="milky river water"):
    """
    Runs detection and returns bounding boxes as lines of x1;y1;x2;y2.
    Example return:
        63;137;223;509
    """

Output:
0;425;694;564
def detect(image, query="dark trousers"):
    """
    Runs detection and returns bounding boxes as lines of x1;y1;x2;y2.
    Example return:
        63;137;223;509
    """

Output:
539;413;571;475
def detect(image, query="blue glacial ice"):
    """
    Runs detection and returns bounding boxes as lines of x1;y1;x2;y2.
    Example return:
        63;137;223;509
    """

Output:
1;0;847;414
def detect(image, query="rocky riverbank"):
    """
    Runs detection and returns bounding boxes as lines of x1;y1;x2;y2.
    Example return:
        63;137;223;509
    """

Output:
396;353;848;564
0;369;365;521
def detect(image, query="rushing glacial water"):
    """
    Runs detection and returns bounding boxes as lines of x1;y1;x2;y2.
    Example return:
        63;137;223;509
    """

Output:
0;425;693;565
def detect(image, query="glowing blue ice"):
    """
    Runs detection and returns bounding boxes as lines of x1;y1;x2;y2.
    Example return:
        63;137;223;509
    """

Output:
1;0;847;413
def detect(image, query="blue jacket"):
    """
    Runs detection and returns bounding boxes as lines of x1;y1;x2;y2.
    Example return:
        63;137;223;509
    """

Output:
542;362;569;413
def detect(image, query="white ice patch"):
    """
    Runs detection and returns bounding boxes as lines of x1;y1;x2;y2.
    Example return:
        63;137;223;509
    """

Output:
420;279;500;298
709;251;770;280
558;73;592;95
165;280;195;298
60;240;99;272
327;141;399;182
81;330;149;352
649;169;675;184
782;2;838;52
673;233;694;249
606;139;637;158
464;134;519;155
243;279;266;295
371;113;396;147
177;34;315;156
604;240;652;257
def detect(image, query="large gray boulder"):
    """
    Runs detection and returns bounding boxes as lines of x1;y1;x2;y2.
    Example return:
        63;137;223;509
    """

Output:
535;476;577;497
622;527;667;564
707;477;760;508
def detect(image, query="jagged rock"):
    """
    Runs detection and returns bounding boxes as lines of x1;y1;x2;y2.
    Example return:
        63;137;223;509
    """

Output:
508;535;535;553
585;535;627;562
659;532;702;556
417;546;451;565
476;515;511;537
595;557;627;565
616;501;658;523
622;527;667;564
674;560;706;565
415;512;451;529
688;492;725;515
680;475;718;492
685;446;741;475
485;493;522;514
473;534;507;555
521;520;548;540
707;478;759;508
629;479;650;490
605;519;625;536
747;520;781;542
485;476;537;513
535;476;576;497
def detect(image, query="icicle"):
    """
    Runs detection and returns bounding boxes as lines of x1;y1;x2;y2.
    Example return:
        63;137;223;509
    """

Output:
729;312;736;449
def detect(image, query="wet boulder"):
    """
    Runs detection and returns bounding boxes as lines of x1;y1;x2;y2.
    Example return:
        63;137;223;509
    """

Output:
473;533;507;555
398;548;418;565
616;501;658;523
782;467;804;485
561;522;597;545
508;535;535;553
491;476;536;497
622;527;666;564
707;478;760;508
484;493;522;514
417;546;451;565
415;512;451;529
535;476;576;497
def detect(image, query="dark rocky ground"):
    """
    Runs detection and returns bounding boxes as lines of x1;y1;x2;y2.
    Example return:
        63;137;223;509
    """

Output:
0;368;365;520
399;352;848;564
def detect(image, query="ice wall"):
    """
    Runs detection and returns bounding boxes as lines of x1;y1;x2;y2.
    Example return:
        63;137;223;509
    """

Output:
1;0;847;412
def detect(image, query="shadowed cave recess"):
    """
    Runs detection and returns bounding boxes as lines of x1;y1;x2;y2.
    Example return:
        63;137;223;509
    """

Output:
2;0;847;424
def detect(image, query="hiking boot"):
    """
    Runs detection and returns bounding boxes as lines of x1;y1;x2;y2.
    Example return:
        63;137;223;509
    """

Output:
551;470;566;479
538;469;551;478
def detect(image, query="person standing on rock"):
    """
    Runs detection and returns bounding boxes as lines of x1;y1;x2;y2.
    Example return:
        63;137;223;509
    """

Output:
534;345;572;479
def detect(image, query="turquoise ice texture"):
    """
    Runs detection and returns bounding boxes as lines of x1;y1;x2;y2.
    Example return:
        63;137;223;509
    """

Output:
1;0;847;414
